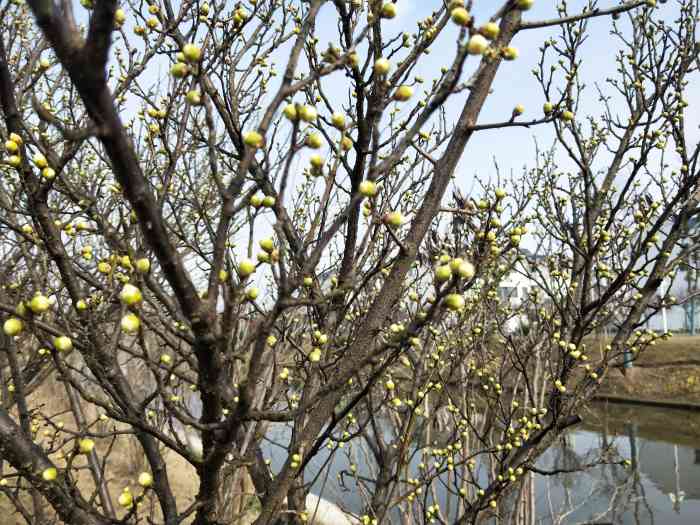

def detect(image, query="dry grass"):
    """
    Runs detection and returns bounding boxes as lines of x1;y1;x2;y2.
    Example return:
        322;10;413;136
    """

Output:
0;452;199;525
0;375;202;524
629;334;700;365
593;335;700;404
0;367;263;524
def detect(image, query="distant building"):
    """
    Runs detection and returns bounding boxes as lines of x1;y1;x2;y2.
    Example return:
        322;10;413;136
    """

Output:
497;250;548;333
498;269;539;307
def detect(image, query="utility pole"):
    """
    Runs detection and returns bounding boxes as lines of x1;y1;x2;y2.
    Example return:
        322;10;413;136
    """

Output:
685;253;697;335
683;217;700;334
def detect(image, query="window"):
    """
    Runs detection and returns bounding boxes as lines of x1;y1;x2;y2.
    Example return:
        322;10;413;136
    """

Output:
499;287;515;300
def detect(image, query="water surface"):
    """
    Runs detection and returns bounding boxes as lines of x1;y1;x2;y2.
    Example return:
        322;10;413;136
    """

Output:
262;402;700;524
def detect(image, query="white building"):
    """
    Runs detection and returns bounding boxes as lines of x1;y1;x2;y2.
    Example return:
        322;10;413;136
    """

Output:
498;269;539;307
496;253;547;333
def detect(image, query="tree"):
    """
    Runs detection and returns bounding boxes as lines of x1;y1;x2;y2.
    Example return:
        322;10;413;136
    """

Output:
0;0;698;524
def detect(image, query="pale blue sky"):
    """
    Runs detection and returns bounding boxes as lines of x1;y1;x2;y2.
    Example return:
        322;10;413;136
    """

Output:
97;0;696;193
55;0;697;294
305;0;697;191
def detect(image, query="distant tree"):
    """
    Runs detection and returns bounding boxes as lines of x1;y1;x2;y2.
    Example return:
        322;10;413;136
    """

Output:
0;0;698;524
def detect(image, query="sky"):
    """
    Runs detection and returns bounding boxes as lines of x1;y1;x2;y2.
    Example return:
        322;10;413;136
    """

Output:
302;0;698;305
308;0;698;191
96;0;698;187
51;0;699;297
90;0;697;200
251;0;697;295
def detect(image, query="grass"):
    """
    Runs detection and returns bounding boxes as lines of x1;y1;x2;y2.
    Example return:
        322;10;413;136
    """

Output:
0;376;235;525
594;335;700;404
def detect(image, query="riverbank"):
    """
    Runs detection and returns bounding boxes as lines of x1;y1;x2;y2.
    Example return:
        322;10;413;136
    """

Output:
595;335;700;405
580;400;700;448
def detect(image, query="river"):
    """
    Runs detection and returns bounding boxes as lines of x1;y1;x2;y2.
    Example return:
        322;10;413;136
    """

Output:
260;401;700;524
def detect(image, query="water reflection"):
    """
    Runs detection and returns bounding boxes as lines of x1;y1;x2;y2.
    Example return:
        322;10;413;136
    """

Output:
259;402;700;524
534;403;700;524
